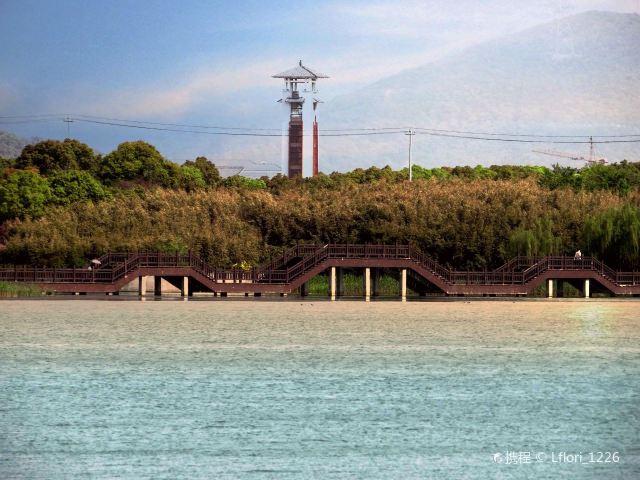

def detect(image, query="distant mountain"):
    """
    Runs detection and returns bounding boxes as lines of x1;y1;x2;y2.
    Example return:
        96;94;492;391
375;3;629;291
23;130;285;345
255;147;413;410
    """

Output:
320;11;640;170
0;131;38;158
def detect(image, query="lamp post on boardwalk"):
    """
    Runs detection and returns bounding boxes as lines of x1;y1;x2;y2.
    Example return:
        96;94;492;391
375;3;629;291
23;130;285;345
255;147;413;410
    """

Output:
405;129;415;181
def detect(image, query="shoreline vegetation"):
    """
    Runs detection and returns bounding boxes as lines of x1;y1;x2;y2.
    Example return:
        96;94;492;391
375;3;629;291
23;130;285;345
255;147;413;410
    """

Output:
0;281;42;297
1;138;640;272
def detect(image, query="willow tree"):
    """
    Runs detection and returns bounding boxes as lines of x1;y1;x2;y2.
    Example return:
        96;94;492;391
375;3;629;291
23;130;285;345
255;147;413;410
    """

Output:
508;218;562;257
583;205;640;268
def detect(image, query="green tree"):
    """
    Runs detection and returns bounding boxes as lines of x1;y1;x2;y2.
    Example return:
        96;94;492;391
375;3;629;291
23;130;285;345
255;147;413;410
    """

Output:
183;156;221;186
489;165;548;180
16;139;99;175
178;165;206;192
99;141;179;187
580;161;640;195
48;170;109;205
267;173;297;192
223;175;267;189
508;218;562;257
539;164;582;190
0;156;15;172
0;169;52;221
583;205;640;268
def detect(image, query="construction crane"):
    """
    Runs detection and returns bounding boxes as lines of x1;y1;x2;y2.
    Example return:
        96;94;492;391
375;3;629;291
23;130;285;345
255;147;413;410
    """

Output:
532;136;608;165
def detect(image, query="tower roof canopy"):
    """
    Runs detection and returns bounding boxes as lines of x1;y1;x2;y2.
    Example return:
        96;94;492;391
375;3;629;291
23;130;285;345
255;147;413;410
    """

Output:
272;60;329;79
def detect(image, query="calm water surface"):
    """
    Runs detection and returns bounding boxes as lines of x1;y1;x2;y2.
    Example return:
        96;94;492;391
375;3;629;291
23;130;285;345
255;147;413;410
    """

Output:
1;299;639;479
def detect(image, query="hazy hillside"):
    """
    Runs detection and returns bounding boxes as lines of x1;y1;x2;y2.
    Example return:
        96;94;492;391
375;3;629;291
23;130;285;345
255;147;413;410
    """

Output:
0;131;37;158
320;11;640;171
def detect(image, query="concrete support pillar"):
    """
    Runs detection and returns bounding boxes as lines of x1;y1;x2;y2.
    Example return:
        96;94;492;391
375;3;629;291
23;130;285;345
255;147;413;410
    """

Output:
547;279;554;298
138;276;147;296
364;267;371;302
401;268;407;302
154;276;162;296
584;279;590;298
181;277;189;297
330;266;336;301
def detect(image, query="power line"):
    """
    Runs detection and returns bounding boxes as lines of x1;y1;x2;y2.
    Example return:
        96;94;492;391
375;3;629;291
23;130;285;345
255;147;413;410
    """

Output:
73;118;285;136
71;118;407;137
0;114;67;119
65;116;640;138
70;115;407;135
72;118;640;143
0;119;60;125
412;126;640;138
71;114;284;132
413;130;640;144
3;113;640;143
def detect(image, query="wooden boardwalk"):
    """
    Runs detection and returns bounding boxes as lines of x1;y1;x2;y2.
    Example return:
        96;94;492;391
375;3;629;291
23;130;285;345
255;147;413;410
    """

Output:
1;244;639;298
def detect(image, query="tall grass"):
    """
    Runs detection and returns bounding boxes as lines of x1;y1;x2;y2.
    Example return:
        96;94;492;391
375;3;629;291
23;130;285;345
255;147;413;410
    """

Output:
304;272;402;297
0;281;43;297
3;179;633;270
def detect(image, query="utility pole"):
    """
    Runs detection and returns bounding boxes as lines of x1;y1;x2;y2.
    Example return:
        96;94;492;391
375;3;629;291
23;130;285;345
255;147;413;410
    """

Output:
405;128;415;181
63;116;73;138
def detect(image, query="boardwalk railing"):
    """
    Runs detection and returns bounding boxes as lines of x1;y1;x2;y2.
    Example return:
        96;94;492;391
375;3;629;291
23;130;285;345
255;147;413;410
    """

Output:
1;245;639;287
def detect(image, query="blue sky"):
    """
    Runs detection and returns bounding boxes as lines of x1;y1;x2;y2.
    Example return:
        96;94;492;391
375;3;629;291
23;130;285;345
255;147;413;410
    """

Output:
1;0;639;164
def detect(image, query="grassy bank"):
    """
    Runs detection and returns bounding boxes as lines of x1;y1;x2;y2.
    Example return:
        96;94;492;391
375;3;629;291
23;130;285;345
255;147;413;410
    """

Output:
0;281;43;297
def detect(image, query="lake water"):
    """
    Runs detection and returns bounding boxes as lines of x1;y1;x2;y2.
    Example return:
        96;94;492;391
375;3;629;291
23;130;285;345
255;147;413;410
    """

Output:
1;299;639;479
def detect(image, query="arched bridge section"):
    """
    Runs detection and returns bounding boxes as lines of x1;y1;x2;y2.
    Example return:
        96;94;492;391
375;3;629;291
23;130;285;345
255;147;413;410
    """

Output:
1;244;639;298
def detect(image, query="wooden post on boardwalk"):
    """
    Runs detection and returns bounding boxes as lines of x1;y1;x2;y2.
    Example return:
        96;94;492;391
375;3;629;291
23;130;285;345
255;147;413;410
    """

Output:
330;266;336;301
138;276;147;296
401;269;407;302
364;267;371;302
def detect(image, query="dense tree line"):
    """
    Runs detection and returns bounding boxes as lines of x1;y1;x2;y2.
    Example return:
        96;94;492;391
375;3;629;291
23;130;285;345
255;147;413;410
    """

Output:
1;138;640;270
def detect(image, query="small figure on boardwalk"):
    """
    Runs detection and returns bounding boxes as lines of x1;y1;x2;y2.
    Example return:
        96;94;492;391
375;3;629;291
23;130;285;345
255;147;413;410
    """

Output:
574;250;582;260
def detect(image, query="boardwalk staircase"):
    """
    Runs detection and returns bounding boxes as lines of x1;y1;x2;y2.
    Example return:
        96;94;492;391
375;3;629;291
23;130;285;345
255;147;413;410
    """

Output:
1;244;639;295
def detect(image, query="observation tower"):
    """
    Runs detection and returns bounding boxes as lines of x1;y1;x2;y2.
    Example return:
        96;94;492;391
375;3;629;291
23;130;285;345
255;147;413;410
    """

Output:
273;61;328;177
